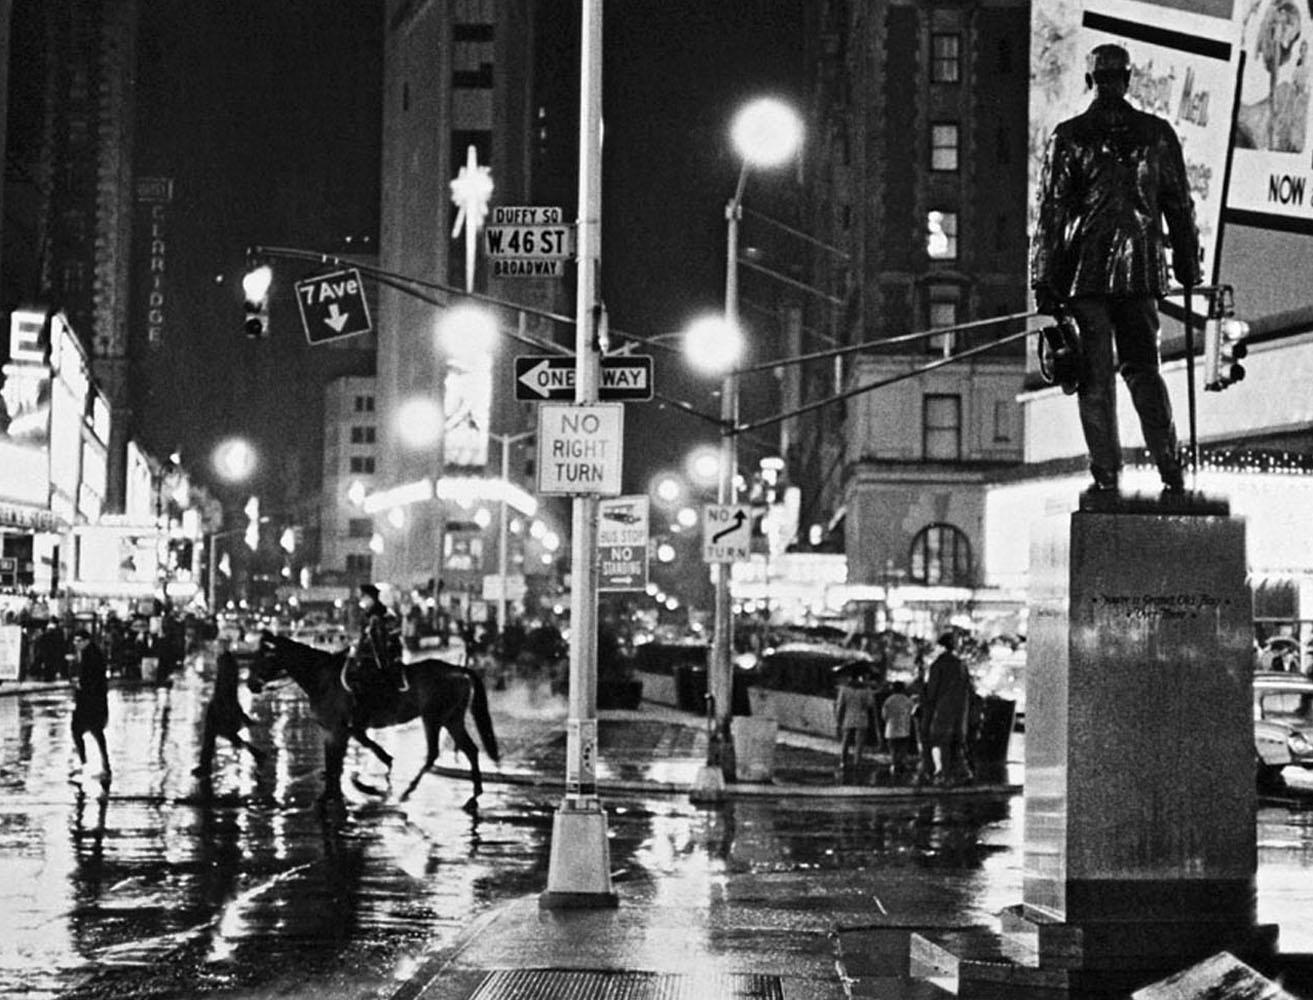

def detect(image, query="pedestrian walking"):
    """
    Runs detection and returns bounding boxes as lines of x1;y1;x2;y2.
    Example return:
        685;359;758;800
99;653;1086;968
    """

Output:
1031;42;1201;497
880;680;915;781
919;632;974;787
834;669;876;781
193;637;265;779
68;629;111;787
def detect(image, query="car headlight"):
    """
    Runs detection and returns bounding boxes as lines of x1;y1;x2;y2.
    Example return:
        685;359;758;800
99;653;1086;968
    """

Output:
1288;732;1312;755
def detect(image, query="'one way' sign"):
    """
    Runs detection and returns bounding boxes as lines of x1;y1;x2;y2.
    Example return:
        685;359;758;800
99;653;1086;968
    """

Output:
294;268;372;345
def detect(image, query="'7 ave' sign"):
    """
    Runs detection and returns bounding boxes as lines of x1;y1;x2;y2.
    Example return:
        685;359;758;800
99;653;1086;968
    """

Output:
294;268;372;344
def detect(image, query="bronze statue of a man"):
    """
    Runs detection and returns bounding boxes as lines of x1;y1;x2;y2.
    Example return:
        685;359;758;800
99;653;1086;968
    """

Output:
1031;43;1202;495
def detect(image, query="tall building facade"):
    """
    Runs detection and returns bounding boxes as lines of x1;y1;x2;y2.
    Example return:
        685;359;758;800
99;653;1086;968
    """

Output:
797;0;1032;626
4;0;139;513
375;0;567;609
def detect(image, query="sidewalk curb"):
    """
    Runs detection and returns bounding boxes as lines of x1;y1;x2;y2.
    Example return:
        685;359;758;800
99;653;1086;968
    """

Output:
386;897;518;1000
431;763;1021;800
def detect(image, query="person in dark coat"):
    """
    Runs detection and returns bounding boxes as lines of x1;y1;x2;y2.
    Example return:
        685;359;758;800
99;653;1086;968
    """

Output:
69;629;111;786
354;583;406;691
192;637;265;779
919;631;974;787
1031;43;1201;496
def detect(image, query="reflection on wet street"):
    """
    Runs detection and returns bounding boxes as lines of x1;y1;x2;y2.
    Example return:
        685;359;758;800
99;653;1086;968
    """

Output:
0;674;1311;998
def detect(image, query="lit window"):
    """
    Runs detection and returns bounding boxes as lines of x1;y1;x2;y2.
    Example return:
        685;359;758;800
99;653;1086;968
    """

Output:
931;33;961;83
909;523;972;586
927;210;958;260
993;400;1013;443
931;123;959;171
923;394;961;461
927;288;958;355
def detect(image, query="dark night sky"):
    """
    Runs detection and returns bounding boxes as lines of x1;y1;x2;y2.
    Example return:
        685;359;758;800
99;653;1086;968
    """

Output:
134;1;806;508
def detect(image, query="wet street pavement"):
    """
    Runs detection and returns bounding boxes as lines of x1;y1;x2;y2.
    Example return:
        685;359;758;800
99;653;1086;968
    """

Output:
1;668;1312;999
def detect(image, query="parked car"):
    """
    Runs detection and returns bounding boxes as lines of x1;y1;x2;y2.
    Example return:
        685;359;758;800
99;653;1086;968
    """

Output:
1254;671;1313;790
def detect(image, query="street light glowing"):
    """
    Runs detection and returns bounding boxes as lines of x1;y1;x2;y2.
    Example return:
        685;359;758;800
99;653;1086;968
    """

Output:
396;397;443;449
683;314;743;375
732;98;803;168
654;475;684;505
213;438;257;482
687;447;721;487
437;304;498;369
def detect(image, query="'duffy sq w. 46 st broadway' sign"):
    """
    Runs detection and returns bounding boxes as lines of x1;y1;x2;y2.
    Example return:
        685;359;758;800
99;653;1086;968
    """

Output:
536;403;624;496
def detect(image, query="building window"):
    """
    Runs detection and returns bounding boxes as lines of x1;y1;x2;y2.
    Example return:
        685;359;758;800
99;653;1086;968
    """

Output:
350;426;376;444
349;456;375;474
353;395;375;413
909;523;972;586
993;400;1013;442
995;125;1010;165
927;210;958;260
345;553;373;575
927;288;958;355
997;38;1013;75
930;123;959;171
931;33;961;84
923;393;961;460
347;518;372;538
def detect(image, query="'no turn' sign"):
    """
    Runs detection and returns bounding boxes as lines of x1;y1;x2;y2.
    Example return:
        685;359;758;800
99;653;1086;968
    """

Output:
536;403;624;496
703;504;751;563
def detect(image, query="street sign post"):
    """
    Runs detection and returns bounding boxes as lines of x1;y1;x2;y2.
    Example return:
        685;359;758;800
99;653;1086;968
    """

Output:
294;268;372;344
702;504;752;563
515;355;653;401
598;496;649;592
485;206;574;279
536;403;624;496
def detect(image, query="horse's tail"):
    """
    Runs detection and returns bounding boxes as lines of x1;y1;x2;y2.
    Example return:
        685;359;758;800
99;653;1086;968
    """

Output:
461;666;500;762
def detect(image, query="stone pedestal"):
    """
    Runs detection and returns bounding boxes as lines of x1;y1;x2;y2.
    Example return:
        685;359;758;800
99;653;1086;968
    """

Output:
909;500;1279;999
1019;504;1268;977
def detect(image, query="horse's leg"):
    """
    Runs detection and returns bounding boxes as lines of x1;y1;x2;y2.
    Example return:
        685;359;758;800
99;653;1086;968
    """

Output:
448;721;483;814
350;727;393;774
399;715;442;802
320;730;348;804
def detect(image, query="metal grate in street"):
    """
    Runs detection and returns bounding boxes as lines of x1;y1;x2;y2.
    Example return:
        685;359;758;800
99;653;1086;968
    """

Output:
468;968;784;1000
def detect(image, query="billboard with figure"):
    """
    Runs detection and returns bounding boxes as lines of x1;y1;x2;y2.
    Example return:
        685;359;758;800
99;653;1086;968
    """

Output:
1228;0;1313;228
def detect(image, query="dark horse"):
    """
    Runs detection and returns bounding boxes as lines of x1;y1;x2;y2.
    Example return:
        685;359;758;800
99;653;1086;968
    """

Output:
251;632;499;811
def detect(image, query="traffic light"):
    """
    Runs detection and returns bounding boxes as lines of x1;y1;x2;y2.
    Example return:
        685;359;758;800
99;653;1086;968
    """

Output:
244;496;261;550
242;265;272;339
1204;317;1248;391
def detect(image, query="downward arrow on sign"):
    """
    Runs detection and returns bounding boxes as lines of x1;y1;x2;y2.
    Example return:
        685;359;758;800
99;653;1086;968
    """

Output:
325;303;350;332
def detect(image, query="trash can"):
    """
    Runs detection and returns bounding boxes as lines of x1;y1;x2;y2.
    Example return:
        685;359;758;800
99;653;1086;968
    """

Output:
673;664;708;713
731;716;778;782
971;696;1015;782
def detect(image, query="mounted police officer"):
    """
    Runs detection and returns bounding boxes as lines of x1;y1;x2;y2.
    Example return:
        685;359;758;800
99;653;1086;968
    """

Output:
353;584;407;692
1031;43;1202;497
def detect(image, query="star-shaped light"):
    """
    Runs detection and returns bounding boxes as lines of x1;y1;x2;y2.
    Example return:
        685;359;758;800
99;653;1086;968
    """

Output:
450;146;495;290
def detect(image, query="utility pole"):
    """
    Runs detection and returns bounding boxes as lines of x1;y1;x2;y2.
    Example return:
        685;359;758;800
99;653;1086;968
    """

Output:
540;0;616;910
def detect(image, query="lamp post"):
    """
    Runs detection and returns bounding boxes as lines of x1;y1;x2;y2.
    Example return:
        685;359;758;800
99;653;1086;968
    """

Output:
690;98;802;797
206;527;248;613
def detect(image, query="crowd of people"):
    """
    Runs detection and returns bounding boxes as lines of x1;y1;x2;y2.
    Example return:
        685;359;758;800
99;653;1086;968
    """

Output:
834;631;982;788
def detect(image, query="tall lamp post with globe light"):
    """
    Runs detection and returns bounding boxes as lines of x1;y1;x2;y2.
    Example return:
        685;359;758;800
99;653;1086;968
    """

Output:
686;98;802;799
208;437;258;611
